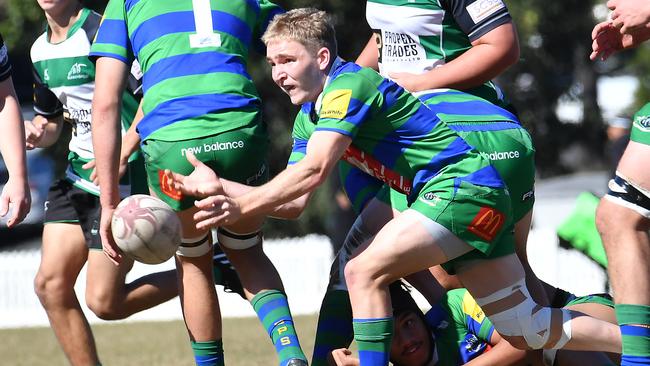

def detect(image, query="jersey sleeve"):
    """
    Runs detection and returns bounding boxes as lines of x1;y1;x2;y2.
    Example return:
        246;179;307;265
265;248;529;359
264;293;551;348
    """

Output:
315;74;381;139
0;33;11;82
442;0;512;42
89;0;134;64
253;0;285;52
457;289;495;342
31;65;63;118
288;104;316;166
338;162;384;215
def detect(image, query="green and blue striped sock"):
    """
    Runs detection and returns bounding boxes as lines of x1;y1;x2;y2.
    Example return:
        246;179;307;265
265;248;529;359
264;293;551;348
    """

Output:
252;290;307;366
353;317;393;366
617;304;650;365
191;340;224;366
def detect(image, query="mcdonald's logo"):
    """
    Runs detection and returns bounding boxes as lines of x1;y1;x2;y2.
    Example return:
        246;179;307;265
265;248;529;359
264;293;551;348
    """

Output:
468;207;505;241
158;170;182;201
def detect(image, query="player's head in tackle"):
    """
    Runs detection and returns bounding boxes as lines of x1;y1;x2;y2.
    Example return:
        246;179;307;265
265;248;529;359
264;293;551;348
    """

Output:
263;8;338;105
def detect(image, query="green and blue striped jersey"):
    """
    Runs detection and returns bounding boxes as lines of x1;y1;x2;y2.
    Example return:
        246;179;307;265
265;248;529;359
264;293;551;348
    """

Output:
0;33;11;82
425;288;494;366
90;0;283;142
289;59;504;204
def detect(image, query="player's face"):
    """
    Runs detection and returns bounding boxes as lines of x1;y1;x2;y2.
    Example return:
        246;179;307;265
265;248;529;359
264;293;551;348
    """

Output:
266;39;327;105
390;312;432;366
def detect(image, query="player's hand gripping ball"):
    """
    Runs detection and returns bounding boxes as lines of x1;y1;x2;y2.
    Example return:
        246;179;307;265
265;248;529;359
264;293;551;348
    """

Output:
111;194;182;264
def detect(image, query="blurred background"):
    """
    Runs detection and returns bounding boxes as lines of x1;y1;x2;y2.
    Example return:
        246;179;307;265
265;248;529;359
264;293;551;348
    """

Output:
0;0;646;243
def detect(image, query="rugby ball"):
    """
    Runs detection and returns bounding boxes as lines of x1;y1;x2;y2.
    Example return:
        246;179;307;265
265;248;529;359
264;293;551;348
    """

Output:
111;194;182;264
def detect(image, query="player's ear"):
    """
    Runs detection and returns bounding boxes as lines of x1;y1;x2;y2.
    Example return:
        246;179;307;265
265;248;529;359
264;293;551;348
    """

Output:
316;46;330;71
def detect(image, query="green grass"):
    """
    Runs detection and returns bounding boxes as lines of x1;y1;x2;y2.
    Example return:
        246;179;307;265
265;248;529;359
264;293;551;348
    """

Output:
0;315;319;366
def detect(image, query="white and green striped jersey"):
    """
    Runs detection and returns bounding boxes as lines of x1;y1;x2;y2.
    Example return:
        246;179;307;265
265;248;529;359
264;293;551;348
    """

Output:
366;0;512;107
30;8;142;196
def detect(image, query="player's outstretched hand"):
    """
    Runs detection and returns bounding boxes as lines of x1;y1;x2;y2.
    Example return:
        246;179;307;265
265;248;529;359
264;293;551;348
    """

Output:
164;151;224;198
329;348;360;366
608;0;650;34
193;195;241;229
99;207;123;265
591;21;625;60
0;177;31;227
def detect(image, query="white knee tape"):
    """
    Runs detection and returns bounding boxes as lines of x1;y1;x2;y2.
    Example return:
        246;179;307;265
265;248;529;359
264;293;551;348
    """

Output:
217;228;261;250
475;279;572;349
176;233;212;257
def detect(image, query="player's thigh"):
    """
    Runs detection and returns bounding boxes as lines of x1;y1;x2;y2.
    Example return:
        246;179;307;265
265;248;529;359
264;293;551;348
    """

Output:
39;223;88;282
456;253;525;300
86;249;133;299
615;140;650;188
38;180;91;281
347;209;464;285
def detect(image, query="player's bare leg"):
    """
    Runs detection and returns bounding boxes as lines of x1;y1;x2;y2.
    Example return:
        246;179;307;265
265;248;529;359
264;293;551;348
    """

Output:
177;207;222;341
33;223;98;366
219;215;308;365
85;251;177;320
596;140;650;365
345;210;621;365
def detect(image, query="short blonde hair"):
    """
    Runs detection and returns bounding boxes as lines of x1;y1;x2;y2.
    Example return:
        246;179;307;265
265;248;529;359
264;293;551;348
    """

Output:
262;8;338;57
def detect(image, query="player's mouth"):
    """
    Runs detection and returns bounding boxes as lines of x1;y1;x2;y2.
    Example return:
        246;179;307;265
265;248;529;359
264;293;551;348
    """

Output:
402;341;422;356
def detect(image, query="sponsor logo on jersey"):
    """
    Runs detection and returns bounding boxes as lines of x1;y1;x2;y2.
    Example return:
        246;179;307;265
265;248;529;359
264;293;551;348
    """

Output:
466;0;506;24
158;170;182;201
180;140;245;156
44;69;50;81
462;292;486;323
468;206;505;241
67;63;89;80
380;30;423;62
341;145;412;195
65;108;92;124
418;192;442;207
480;150;520;161
634;115;650;131
321;89;352;119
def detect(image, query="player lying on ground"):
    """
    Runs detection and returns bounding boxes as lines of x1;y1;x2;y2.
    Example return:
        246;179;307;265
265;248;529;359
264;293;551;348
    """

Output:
166;8;621;366
330;282;620;366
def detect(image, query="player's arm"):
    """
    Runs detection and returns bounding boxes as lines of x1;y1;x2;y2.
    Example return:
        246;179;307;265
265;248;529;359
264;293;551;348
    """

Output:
118;101;143;178
25;66;65;149
192;131;351;229
0;75;30;227
389;0;519;92
464;330;527;366
92;56;129;263
355;35;379;70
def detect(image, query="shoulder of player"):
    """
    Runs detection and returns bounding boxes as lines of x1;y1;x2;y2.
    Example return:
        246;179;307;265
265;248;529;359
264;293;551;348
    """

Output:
326;67;383;99
81;8;103;43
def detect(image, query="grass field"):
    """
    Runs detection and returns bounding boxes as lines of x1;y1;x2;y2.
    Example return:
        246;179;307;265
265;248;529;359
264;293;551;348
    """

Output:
0;315;319;365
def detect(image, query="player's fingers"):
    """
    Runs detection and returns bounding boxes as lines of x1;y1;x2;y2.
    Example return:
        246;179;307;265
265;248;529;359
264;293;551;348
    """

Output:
196;211;230;230
0;194;8;218
194;196;222;210
185;151;201;167
82;160;96;170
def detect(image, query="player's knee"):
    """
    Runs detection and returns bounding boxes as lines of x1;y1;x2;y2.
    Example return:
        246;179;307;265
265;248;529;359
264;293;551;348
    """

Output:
33;270;71;306
86;290;123;320
475;280;572;350
344;256;389;292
